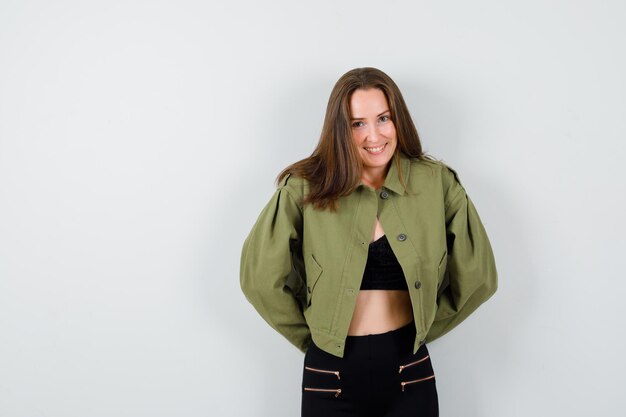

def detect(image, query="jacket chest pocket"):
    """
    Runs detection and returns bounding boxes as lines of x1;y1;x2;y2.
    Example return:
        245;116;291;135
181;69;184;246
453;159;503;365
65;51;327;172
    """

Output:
305;255;323;307
436;250;449;297
286;239;307;310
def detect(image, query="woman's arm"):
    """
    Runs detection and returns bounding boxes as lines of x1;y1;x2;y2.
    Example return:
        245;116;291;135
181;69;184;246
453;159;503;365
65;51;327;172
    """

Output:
240;177;311;353
426;165;498;343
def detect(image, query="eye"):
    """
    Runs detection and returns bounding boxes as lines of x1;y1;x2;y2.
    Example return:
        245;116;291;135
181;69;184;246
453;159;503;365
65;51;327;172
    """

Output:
351;121;364;128
379;115;390;123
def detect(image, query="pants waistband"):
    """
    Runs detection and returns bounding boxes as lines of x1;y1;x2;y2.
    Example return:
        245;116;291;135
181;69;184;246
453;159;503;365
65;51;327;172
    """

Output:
342;320;419;360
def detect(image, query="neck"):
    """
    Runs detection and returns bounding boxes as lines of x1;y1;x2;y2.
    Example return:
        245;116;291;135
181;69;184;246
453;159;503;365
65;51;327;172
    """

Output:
361;166;388;190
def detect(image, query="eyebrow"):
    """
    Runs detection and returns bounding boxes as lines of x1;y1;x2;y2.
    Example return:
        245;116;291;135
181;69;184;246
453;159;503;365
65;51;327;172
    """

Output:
350;110;390;121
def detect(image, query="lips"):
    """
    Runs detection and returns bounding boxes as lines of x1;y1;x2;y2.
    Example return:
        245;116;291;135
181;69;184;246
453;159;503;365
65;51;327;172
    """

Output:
363;143;387;155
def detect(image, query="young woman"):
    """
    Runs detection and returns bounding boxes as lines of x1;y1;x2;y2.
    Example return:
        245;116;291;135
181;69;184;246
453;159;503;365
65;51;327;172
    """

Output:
240;67;498;417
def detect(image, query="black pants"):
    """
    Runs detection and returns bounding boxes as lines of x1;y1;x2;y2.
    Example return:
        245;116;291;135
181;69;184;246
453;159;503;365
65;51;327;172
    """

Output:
301;321;438;417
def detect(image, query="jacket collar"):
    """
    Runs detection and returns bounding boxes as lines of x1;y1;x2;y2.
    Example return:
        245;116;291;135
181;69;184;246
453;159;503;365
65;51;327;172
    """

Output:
358;151;411;195
384;151;411;195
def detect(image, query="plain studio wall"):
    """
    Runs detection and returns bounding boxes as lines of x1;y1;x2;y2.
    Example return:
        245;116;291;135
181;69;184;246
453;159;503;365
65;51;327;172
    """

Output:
1;1;625;416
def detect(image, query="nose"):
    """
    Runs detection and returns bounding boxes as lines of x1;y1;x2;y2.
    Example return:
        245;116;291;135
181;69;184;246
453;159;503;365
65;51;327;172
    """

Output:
366;124;383;142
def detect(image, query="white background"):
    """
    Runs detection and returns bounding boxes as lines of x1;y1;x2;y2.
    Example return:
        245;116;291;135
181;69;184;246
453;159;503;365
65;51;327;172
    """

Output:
1;1;625;416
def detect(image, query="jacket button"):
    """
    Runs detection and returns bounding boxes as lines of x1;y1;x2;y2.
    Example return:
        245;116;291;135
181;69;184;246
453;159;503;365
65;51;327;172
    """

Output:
414;280;422;289
380;190;389;199
397;233;407;241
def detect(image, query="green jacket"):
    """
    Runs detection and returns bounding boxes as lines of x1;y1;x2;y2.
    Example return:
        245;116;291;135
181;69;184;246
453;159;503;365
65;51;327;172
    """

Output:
240;152;498;358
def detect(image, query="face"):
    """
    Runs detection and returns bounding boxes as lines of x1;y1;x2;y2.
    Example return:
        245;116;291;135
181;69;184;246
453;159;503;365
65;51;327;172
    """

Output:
349;88;397;183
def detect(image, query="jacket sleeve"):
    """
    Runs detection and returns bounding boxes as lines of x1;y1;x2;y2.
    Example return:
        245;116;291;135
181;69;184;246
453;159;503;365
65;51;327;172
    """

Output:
239;179;311;353
425;165;498;343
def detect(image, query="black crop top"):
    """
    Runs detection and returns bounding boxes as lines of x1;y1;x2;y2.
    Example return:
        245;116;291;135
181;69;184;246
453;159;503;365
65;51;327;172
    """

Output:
360;235;409;290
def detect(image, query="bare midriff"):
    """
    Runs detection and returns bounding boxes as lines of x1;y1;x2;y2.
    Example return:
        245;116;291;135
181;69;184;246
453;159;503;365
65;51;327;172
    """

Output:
347;214;414;335
347;289;414;335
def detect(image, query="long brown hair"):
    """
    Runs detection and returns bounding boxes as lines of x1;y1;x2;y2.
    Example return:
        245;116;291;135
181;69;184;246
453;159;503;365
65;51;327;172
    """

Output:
278;67;431;210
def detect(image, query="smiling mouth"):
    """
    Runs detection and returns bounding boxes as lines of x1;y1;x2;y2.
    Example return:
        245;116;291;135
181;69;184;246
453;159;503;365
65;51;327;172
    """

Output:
363;143;387;154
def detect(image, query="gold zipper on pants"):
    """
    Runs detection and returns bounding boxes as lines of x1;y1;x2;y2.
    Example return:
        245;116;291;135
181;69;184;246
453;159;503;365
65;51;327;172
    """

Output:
304;366;341;380
398;355;430;374
400;375;435;391
303;387;342;397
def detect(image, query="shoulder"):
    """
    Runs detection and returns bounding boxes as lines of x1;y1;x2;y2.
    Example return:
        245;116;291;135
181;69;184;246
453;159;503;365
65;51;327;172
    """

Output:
277;173;309;204
401;155;466;206
405;155;463;187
